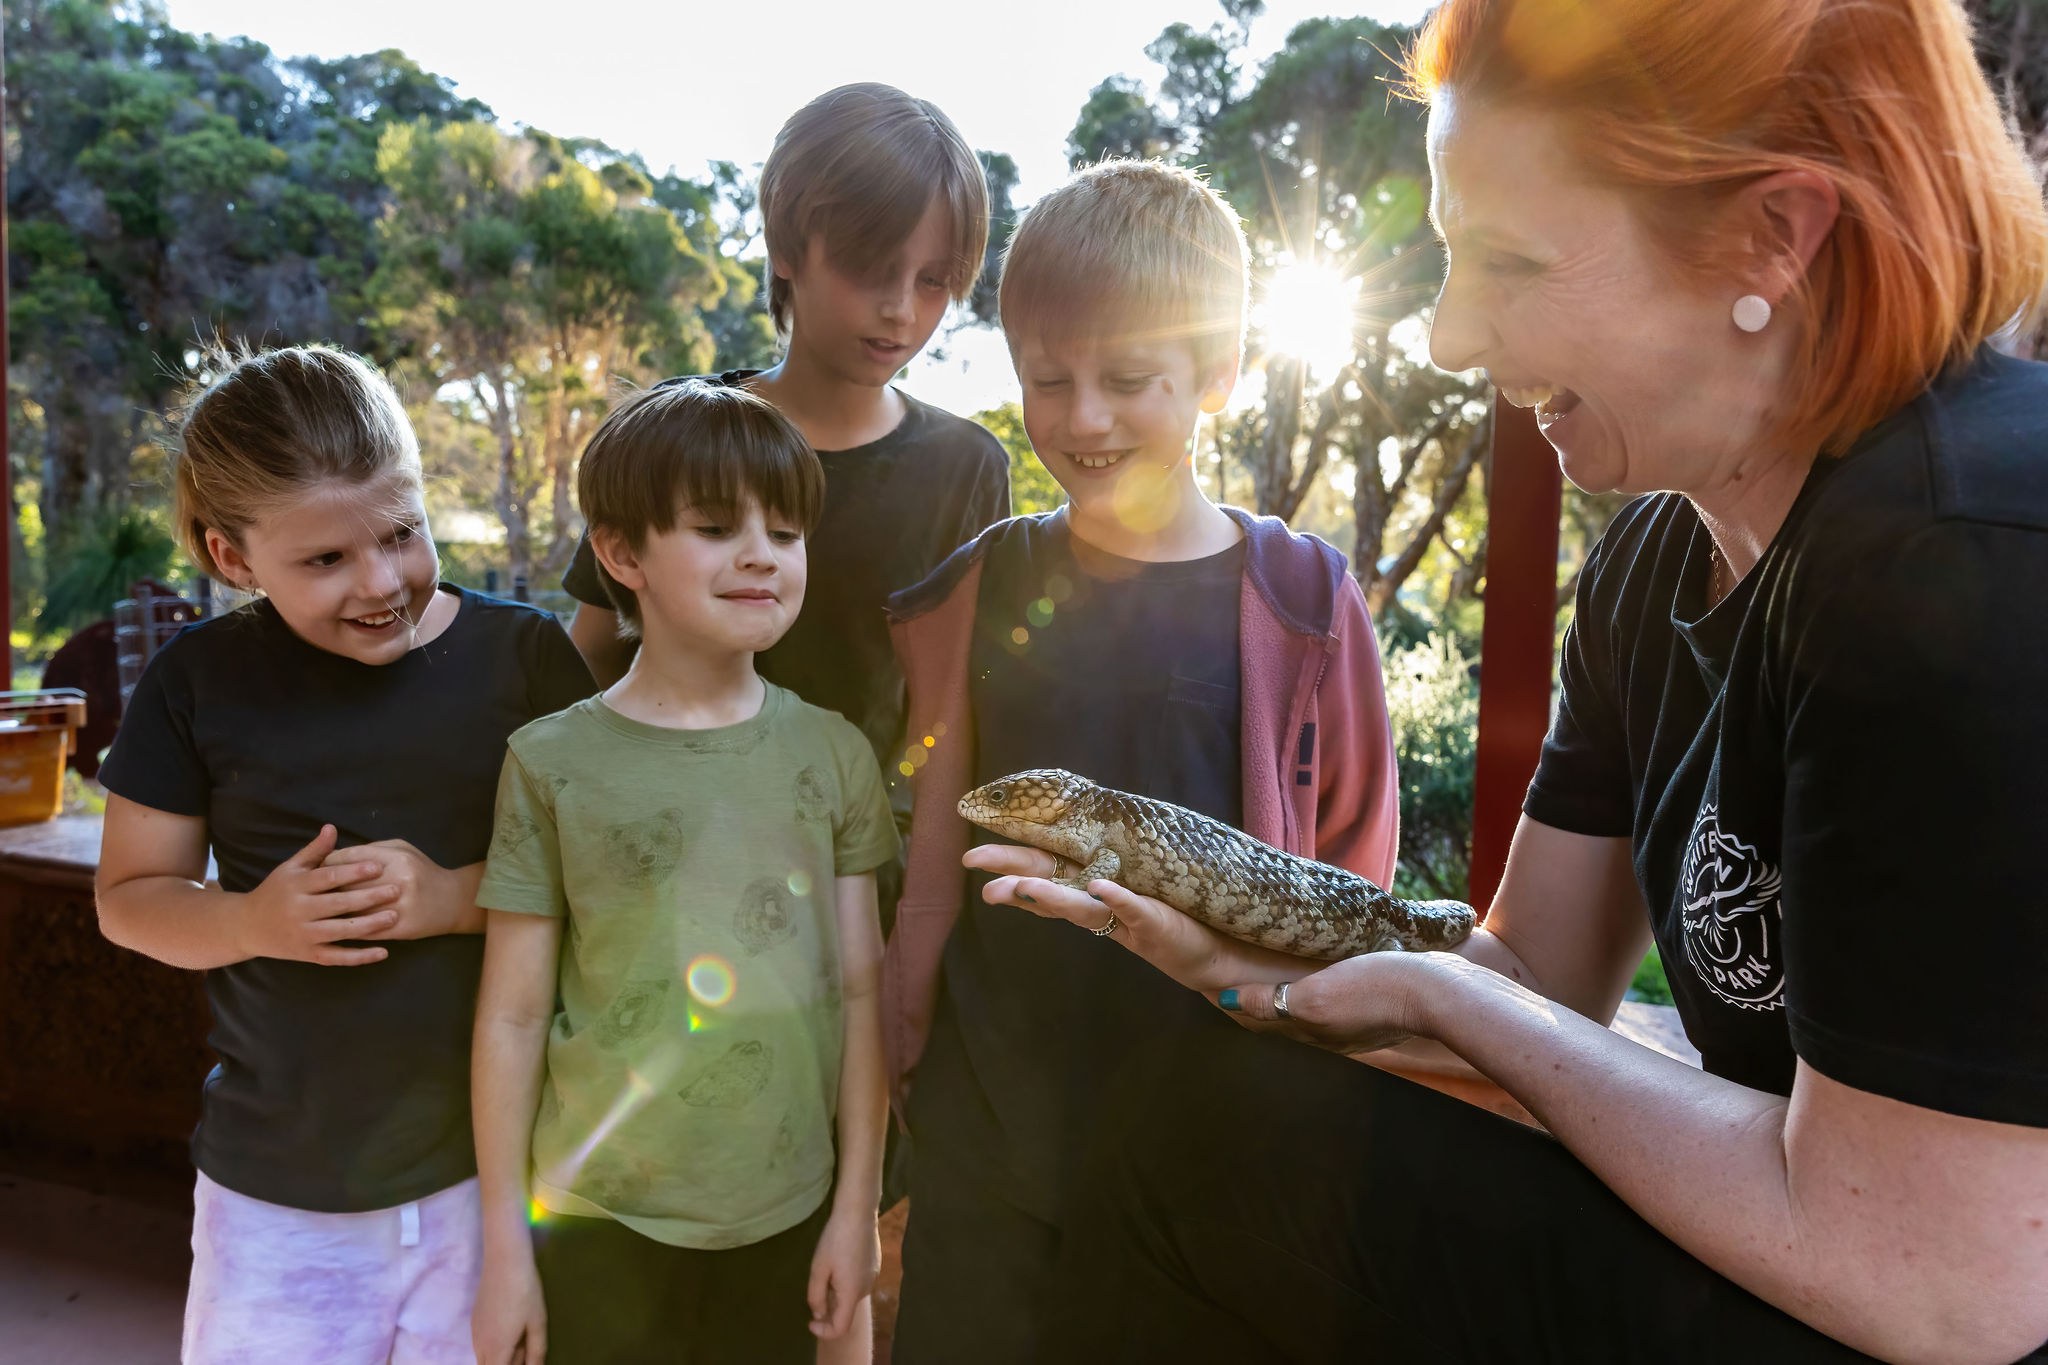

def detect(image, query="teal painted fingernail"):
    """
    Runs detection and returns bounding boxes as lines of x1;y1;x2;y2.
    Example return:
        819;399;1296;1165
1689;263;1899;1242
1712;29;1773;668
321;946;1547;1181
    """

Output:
1018;891;1036;904
1218;989;1240;1011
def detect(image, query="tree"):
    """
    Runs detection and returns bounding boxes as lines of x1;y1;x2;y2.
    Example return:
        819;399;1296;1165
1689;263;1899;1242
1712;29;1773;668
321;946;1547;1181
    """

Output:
368;121;724;581
651;159;779;371
1067;77;1179;167
969;151;1021;325
1383;631;1478;900
4;0;486;543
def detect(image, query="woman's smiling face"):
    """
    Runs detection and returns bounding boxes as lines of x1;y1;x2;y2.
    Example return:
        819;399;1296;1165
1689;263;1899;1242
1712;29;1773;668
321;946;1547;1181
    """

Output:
1424;90;1793;498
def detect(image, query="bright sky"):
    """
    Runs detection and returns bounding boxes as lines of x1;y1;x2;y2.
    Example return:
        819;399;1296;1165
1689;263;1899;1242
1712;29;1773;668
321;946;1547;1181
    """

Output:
162;0;1435;413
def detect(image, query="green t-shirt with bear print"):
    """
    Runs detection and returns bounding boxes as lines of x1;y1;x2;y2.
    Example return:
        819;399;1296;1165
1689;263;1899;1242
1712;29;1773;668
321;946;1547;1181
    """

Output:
477;683;897;1250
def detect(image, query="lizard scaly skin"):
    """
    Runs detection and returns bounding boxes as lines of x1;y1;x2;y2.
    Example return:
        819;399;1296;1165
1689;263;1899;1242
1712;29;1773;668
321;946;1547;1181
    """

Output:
960;769;1476;961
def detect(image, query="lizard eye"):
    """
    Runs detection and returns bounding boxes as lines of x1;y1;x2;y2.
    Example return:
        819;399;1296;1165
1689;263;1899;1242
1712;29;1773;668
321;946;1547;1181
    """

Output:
986;786;1008;804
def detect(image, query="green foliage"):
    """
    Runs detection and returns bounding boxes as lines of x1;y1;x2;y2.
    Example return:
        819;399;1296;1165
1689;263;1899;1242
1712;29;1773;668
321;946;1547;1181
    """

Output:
368;119;727;580
7;2;1027;630
652;161;778;370
4;0;489;538
972;403;1065;516
35;505;179;640
969;151;1021;325
1628;948;1674;1007
1382;632;1478;902
1068;76;1180;167
700;255;780;372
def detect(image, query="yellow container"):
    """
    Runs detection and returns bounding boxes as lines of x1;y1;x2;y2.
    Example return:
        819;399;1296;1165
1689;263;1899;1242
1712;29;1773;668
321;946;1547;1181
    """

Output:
0;690;88;827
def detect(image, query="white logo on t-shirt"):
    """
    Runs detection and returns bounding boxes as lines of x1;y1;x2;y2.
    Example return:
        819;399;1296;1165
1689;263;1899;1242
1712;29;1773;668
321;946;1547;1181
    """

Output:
1679;805;1785;1011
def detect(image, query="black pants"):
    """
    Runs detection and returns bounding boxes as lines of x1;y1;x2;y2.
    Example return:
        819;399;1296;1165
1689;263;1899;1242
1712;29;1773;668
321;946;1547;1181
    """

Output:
1037;1024;1886;1364
533;1198;829;1365
892;1134;1064;1365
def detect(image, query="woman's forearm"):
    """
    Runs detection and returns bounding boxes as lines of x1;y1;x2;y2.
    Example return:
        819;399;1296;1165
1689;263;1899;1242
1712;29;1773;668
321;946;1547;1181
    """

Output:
1361;926;1545;1079
1407;954;2044;1364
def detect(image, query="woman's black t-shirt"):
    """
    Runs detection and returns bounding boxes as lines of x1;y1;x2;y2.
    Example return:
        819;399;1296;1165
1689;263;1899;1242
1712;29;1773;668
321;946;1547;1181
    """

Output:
98;586;596;1211
1525;350;2048;1127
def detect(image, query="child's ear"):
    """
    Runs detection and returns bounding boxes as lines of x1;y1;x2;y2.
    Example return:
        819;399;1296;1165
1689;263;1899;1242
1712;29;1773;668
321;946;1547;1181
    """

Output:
205;529;257;592
1199;356;1243;415
589;526;648;592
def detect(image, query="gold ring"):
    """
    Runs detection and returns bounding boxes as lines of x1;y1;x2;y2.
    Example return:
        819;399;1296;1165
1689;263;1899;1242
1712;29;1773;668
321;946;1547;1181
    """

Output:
1092;912;1120;938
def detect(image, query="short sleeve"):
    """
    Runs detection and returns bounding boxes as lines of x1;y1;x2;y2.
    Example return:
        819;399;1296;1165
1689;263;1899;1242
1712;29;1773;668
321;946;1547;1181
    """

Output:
524;613;597;718
831;724;900;877
966;440;1014;538
476;750;568;918
97;642;209;817
1523;547;1634;838
1779;520;2048;1127
560;531;618;611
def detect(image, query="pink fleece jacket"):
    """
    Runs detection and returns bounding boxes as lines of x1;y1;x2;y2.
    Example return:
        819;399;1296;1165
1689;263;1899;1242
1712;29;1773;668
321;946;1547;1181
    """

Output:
878;507;1400;1115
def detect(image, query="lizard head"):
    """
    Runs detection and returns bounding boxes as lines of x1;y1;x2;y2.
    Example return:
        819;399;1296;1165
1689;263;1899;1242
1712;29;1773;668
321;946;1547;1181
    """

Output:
957;769;1093;842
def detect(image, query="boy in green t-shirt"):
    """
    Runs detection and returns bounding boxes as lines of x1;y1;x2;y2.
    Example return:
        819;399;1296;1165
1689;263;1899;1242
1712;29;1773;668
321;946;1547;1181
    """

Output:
472;381;898;1365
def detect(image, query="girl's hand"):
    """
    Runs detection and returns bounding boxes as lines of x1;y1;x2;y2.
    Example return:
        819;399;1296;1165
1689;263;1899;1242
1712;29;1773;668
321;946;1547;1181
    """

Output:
237;825;398;966
964;843;1317;996
807;1205;880;1341
472;1244;547;1365
1219;951;1439;1054
325;838;480;939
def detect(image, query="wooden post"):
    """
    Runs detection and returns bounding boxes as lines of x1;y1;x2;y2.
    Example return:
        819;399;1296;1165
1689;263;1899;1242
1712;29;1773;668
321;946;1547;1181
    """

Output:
1468;396;1563;912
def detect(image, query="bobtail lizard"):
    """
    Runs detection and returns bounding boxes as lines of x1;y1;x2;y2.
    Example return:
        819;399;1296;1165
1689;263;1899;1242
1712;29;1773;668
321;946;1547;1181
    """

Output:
959;769;1476;960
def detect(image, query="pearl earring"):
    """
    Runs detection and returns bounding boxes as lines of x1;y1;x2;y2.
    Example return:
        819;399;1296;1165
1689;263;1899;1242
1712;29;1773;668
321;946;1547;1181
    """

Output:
1732;294;1772;334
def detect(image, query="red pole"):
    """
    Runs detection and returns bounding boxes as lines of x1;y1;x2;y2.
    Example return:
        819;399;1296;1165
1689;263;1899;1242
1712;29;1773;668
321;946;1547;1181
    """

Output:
1468;396;1562;912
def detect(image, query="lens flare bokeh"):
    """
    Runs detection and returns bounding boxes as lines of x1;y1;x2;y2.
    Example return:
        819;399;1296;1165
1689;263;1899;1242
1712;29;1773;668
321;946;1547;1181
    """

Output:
687;953;736;1007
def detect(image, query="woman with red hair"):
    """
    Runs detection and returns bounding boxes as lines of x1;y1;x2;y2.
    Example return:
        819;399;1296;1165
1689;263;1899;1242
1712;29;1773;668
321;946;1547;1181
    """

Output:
965;0;2048;1359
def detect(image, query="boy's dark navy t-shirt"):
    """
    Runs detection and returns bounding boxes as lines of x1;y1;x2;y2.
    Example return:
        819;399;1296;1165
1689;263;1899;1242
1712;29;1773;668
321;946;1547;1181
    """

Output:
911;513;1249;1221
562;373;1012;768
98;586;596;1211
1524;350;2048;1128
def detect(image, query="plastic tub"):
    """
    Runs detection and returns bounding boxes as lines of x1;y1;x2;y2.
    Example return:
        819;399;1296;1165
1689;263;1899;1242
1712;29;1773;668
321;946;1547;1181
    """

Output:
0;690;89;827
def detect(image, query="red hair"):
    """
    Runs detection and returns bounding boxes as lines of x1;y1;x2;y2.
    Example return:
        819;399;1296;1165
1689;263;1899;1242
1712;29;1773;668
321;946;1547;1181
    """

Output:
1404;0;2048;454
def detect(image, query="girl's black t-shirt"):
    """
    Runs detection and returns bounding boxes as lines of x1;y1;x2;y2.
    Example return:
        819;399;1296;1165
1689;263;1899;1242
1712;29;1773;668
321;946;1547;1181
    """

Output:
1525;350;2048;1127
98;586;595;1211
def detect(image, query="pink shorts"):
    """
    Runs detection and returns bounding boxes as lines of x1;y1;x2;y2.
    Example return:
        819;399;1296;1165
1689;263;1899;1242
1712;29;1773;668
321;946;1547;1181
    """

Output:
182;1170;480;1365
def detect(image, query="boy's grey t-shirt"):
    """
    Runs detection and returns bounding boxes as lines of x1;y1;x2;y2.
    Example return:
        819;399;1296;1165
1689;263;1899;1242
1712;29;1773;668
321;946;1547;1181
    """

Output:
478;685;897;1249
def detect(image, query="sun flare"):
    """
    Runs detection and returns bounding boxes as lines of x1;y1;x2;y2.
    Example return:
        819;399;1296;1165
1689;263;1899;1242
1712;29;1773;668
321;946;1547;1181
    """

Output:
1258;262;1360;378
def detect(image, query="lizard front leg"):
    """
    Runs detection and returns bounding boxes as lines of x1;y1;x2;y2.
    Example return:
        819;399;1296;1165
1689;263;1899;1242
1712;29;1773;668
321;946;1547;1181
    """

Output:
1051;846;1121;891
